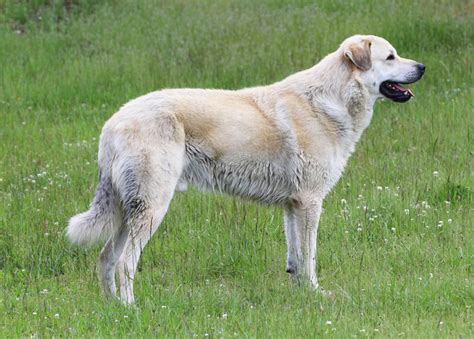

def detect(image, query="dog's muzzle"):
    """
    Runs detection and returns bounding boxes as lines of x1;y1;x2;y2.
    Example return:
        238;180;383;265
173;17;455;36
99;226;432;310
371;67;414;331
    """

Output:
380;63;425;103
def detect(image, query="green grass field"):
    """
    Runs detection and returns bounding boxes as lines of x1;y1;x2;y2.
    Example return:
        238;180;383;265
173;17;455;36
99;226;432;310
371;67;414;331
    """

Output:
1;0;472;336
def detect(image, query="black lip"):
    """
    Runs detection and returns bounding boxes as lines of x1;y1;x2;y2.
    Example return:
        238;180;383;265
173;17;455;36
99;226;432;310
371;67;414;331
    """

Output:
380;71;424;103
379;81;412;102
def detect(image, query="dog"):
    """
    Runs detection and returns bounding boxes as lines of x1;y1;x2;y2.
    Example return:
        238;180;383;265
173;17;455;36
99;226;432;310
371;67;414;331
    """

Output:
67;35;425;304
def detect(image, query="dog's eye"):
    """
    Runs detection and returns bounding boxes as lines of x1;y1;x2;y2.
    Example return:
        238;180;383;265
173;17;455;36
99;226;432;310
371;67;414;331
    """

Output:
386;54;395;61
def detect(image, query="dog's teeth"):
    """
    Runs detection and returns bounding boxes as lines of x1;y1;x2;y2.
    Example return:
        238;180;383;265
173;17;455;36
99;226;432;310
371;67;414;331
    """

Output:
407;89;415;97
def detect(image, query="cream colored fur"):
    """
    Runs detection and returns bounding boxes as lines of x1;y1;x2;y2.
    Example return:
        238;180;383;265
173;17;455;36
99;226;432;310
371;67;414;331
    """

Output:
67;35;424;304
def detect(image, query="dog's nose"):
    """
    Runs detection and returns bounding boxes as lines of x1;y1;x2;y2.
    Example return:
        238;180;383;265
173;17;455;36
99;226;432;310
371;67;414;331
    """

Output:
417;63;426;74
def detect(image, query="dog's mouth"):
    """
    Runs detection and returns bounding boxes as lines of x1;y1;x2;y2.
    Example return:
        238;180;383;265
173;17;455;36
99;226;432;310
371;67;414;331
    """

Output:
379;81;415;103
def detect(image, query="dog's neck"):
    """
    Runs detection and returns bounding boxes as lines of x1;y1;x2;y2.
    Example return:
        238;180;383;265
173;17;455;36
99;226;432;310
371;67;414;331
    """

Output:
282;51;376;142
343;77;376;135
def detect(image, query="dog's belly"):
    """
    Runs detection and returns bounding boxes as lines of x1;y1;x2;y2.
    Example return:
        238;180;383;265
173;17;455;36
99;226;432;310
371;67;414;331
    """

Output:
181;142;301;204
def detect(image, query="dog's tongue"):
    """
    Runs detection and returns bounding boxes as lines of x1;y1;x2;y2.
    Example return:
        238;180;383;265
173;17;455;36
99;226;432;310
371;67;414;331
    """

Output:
393;83;415;97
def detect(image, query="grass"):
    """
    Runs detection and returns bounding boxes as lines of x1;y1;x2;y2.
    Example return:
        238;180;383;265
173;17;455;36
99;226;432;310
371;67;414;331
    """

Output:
0;0;472;336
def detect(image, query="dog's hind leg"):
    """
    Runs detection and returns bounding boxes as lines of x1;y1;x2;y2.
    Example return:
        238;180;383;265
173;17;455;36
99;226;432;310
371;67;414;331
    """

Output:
116;133;184;304
117;166;181;304
99;223;129;298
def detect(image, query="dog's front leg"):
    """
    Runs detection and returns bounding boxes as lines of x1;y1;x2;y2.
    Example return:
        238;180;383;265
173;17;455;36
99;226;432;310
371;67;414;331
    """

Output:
284;206;302;278
284;197;323;289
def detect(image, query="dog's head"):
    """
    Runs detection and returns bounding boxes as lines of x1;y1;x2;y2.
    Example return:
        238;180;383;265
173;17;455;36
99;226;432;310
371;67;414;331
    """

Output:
341;35;425;102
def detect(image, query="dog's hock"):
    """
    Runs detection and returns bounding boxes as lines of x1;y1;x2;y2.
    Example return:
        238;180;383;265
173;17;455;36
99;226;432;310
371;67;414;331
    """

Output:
344;40;372;71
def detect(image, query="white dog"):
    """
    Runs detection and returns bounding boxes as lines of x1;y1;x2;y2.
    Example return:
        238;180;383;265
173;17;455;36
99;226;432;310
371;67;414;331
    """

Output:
67;35;425;304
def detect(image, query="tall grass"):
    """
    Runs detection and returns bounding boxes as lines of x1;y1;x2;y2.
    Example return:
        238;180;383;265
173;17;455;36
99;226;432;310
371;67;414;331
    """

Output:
0;0;472;336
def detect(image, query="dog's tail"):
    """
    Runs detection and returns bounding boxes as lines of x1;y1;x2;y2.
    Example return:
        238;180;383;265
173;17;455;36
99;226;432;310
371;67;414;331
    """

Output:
67;130;122;246
67;166;120;246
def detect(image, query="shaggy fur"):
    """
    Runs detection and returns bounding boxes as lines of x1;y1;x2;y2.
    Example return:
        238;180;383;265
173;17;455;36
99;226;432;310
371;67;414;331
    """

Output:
67;35;424;304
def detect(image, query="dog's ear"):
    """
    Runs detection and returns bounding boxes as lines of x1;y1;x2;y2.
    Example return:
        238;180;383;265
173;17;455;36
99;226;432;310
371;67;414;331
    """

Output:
344;40;372;71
